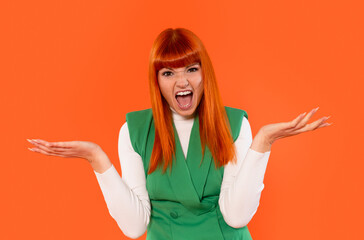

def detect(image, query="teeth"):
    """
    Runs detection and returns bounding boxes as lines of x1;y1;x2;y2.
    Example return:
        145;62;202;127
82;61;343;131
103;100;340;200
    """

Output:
176;91;192;96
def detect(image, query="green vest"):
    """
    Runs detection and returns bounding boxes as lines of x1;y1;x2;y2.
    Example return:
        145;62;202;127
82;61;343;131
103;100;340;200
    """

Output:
126;107;252;240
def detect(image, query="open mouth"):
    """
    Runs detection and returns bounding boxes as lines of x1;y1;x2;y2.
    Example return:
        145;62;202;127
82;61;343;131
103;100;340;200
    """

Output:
175;90;193;110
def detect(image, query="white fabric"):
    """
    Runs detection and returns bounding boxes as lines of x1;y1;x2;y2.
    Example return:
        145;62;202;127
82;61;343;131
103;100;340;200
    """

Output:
94;110;271;238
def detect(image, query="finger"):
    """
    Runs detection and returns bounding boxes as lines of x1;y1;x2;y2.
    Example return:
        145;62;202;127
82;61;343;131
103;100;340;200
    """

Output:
29;140;71;154
287;112;307;128
33;139;73;148
47;141;74;148
28;139;54;148
31;139;72;149
295;107;319;129
28;147;70;158
312;116;332;130
317;122;333;129
29;141;62;153
292;116;331;134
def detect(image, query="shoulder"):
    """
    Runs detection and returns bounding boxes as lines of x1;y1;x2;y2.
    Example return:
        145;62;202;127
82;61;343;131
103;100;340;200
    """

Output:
224;106;248;141
125;108;153;131
224;106;248;120
124;108;154;156
126;108;153;121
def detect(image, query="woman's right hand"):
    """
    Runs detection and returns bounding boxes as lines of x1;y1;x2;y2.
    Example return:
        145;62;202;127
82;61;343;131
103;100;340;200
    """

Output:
27;139;101;164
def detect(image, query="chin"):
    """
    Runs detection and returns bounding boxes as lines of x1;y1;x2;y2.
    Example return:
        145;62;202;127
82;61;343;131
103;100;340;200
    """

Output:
174;104;197;118
178;110;195;117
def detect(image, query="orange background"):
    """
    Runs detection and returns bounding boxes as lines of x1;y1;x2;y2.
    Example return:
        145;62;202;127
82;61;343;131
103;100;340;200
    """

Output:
1;0;363;239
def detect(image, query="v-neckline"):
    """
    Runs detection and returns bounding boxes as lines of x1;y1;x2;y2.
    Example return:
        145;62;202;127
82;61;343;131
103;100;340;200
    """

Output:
171;114;213;201
172;114;198;162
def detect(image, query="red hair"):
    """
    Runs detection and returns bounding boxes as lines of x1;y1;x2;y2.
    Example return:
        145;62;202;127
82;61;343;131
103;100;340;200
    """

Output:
148;28;236;174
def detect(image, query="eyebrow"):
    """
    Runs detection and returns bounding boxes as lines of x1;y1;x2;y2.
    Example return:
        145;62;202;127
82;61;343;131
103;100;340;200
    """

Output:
163;63;200;71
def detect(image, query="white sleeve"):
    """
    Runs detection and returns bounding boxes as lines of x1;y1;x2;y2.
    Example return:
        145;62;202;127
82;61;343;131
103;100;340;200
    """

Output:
93;122;151;239
219;117;271;228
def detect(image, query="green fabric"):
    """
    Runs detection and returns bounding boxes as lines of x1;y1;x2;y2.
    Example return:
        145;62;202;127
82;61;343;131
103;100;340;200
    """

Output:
126;107;251;240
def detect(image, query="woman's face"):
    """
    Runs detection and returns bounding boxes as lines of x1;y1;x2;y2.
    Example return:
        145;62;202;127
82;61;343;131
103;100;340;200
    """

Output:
157;62;203;118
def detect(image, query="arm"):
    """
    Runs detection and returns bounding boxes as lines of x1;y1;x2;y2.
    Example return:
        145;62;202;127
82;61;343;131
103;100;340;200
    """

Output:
94;122;151;239
218;117;271;228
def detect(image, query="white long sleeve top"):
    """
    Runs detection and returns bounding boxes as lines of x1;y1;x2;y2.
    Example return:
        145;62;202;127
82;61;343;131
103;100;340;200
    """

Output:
94;110;271;239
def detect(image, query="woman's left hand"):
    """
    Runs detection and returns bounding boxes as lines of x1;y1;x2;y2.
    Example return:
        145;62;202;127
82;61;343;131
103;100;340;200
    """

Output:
259;107;332;146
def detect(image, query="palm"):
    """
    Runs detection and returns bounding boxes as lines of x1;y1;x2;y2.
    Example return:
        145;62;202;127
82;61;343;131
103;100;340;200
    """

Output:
261;107;332;145
27;139;100;163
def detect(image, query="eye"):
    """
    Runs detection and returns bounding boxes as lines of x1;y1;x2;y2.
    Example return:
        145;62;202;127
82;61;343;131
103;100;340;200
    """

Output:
187;67;199;72
162;71;173;77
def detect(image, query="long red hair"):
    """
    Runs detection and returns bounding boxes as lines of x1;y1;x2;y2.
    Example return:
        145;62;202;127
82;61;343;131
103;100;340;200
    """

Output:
148;28;236;174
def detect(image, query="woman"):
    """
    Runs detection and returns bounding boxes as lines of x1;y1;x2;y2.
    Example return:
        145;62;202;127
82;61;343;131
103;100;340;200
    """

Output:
27;28;331;239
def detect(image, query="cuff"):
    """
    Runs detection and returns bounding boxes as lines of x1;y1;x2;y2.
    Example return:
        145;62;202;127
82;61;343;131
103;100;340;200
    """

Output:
248;147;271;156
94;164;115;177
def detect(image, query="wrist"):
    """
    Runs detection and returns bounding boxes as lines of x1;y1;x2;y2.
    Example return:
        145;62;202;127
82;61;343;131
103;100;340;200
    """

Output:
89;147;112;173
88;145;103;163
251;131;272;153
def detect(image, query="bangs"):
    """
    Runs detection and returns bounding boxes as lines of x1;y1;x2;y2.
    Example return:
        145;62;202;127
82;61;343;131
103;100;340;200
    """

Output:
153;39;201;72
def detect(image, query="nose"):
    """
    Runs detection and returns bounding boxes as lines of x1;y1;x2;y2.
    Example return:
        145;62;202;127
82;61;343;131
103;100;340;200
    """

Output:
175;72;189;88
